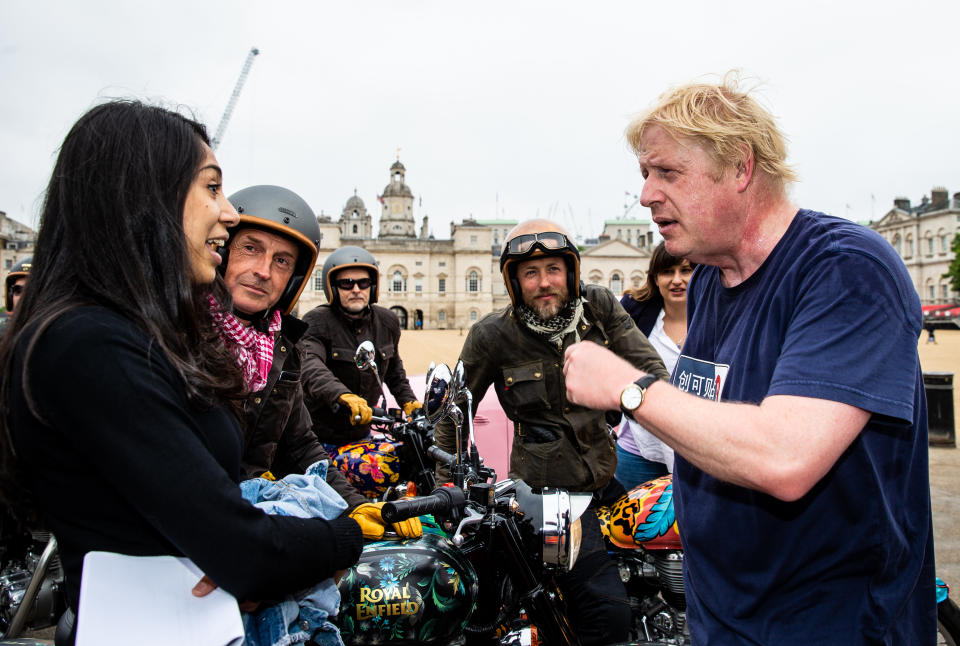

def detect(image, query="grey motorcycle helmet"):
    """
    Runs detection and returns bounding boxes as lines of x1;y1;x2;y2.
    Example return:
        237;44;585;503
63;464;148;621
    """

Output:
225;185;322;314
5;256;31;312
321;245;379;306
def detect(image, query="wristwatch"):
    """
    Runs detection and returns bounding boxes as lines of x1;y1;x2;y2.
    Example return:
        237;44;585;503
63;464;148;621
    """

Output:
620;375;659;416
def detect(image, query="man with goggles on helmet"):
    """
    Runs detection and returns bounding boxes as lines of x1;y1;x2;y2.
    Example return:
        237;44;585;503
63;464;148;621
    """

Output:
214;186;421;541
1;256;30;334
434;218;669;646
300;246;421;448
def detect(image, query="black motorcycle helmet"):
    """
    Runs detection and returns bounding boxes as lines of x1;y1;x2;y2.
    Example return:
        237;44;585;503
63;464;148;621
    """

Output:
500;220;581;308
5;256;31;312
224;185;322;315
321;246;379;306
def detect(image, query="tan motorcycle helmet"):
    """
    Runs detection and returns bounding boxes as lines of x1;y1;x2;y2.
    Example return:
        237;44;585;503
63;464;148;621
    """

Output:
225;185;322;314
321;246;380;306
500;219;581;308
5;256;31;312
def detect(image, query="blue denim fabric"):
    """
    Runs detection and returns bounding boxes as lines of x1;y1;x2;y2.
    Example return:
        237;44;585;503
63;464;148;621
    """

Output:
614;443;669;493
240;460;348;646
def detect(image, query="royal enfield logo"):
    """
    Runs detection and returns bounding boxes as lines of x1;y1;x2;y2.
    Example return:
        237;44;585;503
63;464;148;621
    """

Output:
355;583;421;620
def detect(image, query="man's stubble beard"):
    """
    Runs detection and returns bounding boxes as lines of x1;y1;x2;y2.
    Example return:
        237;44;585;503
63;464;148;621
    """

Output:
523;286;568;321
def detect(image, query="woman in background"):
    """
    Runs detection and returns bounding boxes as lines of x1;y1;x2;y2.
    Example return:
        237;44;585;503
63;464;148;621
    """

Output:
616;242;695;491
0;100;362;642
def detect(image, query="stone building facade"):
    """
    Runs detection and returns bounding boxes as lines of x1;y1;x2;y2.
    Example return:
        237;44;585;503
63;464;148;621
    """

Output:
294;160;655;329
0;211;36;310
870;187;960;305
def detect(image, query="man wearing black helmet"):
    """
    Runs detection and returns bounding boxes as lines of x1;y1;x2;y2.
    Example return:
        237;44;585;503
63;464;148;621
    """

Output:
300;246;421;448
216;186;421;541
434;218;668;646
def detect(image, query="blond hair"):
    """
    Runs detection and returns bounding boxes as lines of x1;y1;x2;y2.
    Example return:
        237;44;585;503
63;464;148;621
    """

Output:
625;71;797;192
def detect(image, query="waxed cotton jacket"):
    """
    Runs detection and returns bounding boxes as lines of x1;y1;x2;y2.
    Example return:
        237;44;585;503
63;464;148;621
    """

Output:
300;304;417;446
241;314;367;510
435;284;669;492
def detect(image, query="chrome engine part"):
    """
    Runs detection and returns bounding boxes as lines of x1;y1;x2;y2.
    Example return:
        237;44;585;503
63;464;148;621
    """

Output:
653;551;685;599
0;531;64;635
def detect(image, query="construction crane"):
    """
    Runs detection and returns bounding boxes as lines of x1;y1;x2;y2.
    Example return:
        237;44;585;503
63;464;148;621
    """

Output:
211;46;260;151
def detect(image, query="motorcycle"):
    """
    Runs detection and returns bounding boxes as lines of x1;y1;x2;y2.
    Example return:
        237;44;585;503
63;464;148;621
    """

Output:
333;359;593;645
329;340;493;500
596;475;686;643
0;521;63;640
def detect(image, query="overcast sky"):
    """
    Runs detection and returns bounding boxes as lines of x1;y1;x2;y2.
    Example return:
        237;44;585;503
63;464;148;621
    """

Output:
2;0;957;242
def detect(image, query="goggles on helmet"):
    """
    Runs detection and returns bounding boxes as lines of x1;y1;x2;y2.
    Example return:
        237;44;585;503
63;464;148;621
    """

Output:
505;231;573;257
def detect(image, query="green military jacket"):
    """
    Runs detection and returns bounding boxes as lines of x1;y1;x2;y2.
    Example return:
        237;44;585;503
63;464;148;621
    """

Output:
435;284;669;492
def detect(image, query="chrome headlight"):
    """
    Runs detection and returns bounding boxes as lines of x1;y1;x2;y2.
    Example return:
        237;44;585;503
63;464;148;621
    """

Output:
540;488;591;571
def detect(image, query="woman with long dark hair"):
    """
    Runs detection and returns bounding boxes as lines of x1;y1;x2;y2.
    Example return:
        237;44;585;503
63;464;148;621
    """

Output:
616;241;695;490
0;101;362;638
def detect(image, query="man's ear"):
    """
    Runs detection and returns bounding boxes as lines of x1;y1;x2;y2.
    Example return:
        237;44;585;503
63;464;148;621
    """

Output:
734;146;755;192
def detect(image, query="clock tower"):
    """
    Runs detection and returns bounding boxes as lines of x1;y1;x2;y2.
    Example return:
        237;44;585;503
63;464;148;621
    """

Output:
378;159;416;239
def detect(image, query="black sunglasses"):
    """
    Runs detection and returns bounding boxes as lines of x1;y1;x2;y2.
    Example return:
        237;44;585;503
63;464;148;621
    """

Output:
505;231;571;256
9;284;24;296
335;277;373;291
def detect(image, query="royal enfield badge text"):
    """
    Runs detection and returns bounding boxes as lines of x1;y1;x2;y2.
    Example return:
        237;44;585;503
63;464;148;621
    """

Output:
355;583;421;620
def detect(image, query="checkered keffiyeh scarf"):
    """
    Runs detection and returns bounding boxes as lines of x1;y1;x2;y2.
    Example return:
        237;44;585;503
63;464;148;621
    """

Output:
208;295;282;392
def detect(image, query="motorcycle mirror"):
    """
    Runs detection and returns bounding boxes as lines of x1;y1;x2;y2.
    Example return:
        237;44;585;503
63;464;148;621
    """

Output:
451;360;466;402
354;340;377;371
424;363;453;424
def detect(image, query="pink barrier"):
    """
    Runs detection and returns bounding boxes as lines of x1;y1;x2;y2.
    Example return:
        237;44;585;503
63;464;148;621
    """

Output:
383;378;514;480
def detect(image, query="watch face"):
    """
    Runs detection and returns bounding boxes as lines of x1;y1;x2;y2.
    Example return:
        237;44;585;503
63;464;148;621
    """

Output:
621;385;644;411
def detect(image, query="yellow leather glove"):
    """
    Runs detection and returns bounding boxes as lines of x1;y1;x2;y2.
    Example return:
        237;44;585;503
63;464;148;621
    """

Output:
348;502;423;540
338;393;372;425
402;400;423;419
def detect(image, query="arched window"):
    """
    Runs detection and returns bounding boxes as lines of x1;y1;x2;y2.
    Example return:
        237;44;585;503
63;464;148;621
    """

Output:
352;224;358;234
467;270;480;293
469;310;478;322
610;273;622;295
438;310;447;323
905;235;913;258
892;234;902;256
392;270;405;293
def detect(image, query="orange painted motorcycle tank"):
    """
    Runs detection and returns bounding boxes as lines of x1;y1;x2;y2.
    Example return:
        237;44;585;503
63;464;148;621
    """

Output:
597;475;682;550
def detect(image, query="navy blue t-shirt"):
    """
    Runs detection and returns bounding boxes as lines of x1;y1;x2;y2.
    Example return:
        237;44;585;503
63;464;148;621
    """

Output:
673;209;936;644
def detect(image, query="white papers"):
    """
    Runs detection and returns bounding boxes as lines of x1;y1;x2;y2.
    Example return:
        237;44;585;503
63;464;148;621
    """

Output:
76;552;244;646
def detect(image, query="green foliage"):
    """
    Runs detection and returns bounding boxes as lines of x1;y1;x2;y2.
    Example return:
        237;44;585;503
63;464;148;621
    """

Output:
945;233;960;294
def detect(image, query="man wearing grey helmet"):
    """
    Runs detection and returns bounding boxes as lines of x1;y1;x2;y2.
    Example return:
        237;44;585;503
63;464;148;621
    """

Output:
214;185;421;541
